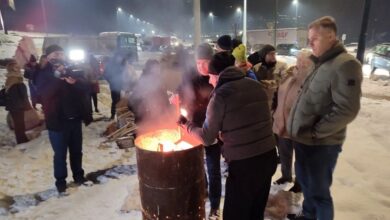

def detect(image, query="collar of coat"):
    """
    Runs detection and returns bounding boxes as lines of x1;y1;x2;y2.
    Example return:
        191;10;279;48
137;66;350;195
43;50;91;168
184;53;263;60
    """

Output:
216;67;246;89
311;41;346;65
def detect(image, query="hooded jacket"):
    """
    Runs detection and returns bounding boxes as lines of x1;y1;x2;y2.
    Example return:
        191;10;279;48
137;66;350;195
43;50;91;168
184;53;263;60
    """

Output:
287;42;362;145
187;67;275;161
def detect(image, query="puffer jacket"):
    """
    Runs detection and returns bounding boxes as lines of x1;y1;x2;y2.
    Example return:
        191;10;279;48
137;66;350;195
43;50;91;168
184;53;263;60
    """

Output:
287;42;362;145
187;67;275;161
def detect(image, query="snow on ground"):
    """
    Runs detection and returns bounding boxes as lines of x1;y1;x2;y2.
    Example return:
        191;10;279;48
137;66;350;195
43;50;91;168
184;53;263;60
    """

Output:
0;53;390;219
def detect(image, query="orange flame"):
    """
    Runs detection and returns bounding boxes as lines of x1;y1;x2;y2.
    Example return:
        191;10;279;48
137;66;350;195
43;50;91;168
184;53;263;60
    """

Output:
136;129;194;152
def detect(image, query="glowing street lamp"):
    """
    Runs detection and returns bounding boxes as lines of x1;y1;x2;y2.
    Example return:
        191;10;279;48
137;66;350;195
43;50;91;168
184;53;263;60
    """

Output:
236;7;241;13
151;30;155;34
292;0;299;27
130;14;134;18
117;7;122;12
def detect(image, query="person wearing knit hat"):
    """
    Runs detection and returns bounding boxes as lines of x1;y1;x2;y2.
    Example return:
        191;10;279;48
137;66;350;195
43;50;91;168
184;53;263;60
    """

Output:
232;44;257;80
35;44;92;194
216;35;232;52
179;48;277;220
45;44;65;64
196;43;214;76
173;42;222;218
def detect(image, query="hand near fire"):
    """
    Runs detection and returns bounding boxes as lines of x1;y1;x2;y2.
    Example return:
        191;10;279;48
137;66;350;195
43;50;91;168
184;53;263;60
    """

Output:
177;115;188;126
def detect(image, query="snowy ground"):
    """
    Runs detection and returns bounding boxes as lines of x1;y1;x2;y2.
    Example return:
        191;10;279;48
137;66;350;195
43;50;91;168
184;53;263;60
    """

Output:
0;49;390;219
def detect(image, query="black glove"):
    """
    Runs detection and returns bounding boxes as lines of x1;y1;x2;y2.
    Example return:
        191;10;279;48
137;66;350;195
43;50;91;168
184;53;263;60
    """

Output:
177;115;188;125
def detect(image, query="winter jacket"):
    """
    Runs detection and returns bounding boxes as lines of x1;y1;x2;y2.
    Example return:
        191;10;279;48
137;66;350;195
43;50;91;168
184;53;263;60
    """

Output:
178;73;214;128
5;83;31;112
272;65;311;138
287;42;362;145
35;63;93;131
186;67;275;161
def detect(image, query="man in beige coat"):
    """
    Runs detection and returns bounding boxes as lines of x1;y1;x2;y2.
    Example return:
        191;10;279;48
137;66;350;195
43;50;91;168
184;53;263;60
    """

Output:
287;16;362;220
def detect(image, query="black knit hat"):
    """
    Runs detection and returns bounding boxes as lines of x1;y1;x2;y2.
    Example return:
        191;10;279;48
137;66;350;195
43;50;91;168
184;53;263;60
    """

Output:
45;44;64;56
217;35;232;51
258;44;275;63
208;51;235;75
248;51;261;66
231;38;242;50
197;43;214;60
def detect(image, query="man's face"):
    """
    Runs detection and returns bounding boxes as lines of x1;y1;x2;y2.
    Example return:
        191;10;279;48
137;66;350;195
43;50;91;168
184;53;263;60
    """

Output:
47;51;65;63
308;27;336;57
196;59;210;76
265;51;276;64
208;74;219;88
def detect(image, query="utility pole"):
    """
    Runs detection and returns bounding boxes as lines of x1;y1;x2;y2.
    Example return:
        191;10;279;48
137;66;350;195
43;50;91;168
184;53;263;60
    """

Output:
273;0;278;47
356;0;372;63
243;0;247;48
0;8;7;34
41;0;48;36
193;0;201;48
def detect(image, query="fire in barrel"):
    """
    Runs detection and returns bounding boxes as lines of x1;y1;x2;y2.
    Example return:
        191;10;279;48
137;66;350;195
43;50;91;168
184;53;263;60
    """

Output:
135;129;206;220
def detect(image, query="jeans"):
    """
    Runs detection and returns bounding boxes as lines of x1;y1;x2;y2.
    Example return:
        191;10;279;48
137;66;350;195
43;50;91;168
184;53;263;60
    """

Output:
205;142;222;210
223;148;277;220
294;142;342;220
277;137;294;180
48;119;85;189
110;90;121;119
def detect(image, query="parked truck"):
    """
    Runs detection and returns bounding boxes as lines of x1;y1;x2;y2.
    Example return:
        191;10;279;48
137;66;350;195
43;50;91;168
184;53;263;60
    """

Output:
247;28;308;53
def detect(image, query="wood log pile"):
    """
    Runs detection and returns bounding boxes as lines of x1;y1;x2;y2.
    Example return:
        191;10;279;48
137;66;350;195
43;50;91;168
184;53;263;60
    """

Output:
102;107;137;149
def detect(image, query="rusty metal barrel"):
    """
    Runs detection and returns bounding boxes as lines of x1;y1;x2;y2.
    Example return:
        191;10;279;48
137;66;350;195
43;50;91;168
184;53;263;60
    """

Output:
136;137;206;220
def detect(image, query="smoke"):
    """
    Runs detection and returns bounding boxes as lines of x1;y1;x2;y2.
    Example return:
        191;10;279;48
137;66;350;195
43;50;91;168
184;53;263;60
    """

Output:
129;48;197;136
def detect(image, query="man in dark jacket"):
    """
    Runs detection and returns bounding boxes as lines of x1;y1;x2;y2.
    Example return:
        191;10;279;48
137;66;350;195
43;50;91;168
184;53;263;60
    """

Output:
35;45;93;193
177;43;222;218
287;17;362;220
179;52;277;220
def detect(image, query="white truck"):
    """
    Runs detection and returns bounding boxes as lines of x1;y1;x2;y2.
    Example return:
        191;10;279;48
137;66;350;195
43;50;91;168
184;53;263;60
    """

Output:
247;28;308;52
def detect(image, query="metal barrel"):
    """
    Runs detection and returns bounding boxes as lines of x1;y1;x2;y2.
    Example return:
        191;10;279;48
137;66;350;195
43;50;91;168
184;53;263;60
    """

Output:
136;145;206;220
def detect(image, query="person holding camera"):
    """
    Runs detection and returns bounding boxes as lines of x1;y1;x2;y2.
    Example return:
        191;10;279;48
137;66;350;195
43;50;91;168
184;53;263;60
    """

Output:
35;45;93;194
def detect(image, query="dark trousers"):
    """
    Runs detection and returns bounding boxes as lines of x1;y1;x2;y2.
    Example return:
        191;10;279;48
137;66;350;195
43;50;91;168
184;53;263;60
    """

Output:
110;90;121;119
205;142;222;210
277;137;294;180
91;93;98;111
48;119;85;189
223;148;277;220
10;110;28;144
294;142;342;220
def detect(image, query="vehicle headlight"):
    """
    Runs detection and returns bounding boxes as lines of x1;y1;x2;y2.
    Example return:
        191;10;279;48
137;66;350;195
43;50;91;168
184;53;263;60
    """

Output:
69;49;85;62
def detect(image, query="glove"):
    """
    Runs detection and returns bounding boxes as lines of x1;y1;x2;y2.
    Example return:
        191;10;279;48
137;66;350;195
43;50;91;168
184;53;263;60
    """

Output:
177;115;188;125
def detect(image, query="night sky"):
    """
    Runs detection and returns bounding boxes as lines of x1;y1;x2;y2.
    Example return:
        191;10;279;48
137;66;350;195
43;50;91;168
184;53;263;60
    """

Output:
1;0;389;44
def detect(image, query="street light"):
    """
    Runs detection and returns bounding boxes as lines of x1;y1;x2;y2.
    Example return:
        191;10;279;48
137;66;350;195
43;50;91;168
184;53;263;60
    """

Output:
130;14;133;18
236;7;241;13
292;0;299;28
209;12;214;35
117;7;122;12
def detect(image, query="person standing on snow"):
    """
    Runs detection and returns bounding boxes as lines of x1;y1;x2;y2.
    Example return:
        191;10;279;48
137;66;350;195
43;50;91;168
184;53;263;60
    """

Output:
272;50;313;191
287;16;362;220
175;43;222;219
179;52;277;220
4;61;31;144
35;45;92;194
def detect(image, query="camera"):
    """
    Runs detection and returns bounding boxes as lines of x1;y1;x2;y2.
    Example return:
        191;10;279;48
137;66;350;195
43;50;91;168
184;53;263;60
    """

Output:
51;59;84;79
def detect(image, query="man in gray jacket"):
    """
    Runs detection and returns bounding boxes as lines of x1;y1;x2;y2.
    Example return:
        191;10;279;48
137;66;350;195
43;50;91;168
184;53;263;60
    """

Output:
179;52;277;220
287;16;362;220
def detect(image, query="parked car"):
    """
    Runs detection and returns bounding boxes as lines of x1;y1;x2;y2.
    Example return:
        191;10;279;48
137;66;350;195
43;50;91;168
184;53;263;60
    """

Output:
345;42;358;56
276;44;300;56
370;43;390;74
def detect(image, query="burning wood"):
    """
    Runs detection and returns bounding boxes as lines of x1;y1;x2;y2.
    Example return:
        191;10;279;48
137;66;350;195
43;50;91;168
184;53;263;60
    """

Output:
136;129;194;152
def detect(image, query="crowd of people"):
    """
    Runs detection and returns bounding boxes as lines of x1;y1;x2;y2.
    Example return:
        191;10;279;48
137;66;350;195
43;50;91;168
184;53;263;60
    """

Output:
0;15;363;220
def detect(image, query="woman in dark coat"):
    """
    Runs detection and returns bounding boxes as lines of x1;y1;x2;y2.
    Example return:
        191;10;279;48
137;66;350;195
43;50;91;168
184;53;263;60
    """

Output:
5;61;31;144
